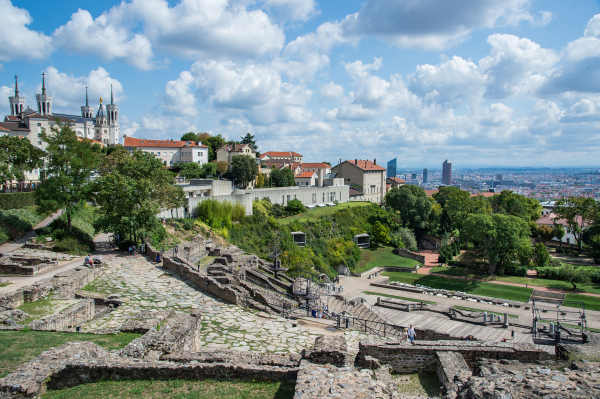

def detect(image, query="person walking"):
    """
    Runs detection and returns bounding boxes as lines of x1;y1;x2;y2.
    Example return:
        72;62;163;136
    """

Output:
511;329;515;340
407;324;416;342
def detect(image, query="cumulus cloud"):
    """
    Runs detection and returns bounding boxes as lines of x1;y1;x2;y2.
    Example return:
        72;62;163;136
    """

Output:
320;82;344;98
479;34;558;98
340;0;535;50
263;0;319;22
53;9;155;70
43;66;124;112
0;0;53;62
161;71;198;117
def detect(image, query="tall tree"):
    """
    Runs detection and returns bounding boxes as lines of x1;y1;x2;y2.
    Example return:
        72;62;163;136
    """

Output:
216;161;228;176
179;162;203;179
462;213;530;275
203;135;226;162
488;190;542;222
0;136;45;183
94;150;185;244
230;154;259;188
35;123;99;232
181;132;198;141
384;185;432;238
554;197;598;253
240;133;257;150
270;167;296;187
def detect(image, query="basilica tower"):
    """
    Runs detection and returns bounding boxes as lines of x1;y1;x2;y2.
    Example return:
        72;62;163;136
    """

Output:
35;72;52;116
9;75;25;116
105;85;119;145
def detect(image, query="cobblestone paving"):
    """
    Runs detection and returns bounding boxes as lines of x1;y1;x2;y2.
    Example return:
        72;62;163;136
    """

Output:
7;248;78;261
81;255;379;354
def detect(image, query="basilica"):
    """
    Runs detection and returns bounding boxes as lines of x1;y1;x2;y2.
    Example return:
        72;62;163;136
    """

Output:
0;73;120;149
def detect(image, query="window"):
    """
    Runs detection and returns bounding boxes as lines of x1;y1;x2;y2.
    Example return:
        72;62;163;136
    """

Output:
197;151;201;156
164;152;167;156
323;193;325;202
567;238;570;244
287;195;290;202
38;140;42;145
170;152;173;156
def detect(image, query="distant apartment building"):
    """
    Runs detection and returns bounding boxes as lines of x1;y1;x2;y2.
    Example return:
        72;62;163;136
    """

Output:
331;159;386;203
216;143;257;170
124;137;208;166
260;151;303;163
423;168;429;183
442;159;452;185
386;158;397;179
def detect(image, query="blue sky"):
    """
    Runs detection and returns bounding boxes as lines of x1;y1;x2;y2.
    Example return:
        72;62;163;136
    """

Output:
2;0;600;168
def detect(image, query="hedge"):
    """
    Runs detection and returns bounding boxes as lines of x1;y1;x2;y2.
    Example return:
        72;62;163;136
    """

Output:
0;192;35;210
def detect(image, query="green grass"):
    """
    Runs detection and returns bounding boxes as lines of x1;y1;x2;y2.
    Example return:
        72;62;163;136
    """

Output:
17;298;68;324
277;202;371;225
564;293;600;312
363;291;437;305
453;305;519;318
537;319;600;333
354;246;420;274
392;372;441;397
382;272;533;302
0;330;140;377
0;282;10;288
81;279;111;295
42;379;295;399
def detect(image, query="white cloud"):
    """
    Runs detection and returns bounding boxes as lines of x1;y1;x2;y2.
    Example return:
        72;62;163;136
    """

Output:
122;121;140;137
479;34;558;98
340;0;535;50
263;0;319;22
320;82;344;98
161;71;197;117
53;9;155;70
584;14;600;37
43;66;124;112
0;0;53;62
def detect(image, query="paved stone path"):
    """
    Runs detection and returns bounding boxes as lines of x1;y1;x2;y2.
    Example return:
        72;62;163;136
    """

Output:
81;255;381;354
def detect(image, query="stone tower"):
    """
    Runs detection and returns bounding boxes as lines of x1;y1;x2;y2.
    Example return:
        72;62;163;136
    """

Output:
105;85;119;145
9;75;25;116
94;98;109;144
35;72;52;116
81;87;93;118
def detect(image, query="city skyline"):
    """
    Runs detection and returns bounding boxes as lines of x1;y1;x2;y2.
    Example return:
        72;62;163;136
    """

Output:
2;1;600;167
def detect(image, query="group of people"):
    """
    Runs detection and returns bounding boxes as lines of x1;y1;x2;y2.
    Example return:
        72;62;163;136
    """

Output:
311;305;329;319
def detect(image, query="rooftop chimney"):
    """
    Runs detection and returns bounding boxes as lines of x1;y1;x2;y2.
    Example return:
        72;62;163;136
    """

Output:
374;158;377;165
355;159;358;164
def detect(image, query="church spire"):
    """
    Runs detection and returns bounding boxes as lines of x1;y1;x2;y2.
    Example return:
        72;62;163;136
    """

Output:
85;86;89;107
110;84;113;105
14;75;19;97
41;71;46;95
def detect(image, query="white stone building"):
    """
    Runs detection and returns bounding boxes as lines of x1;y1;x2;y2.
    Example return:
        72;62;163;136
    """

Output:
124;137;208;167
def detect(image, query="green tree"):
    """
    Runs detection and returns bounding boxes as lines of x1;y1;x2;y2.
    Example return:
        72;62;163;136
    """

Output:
202;162;218;177
0;136;45;182
532;242;550;267
385;185;432;238
35;123;99;233
553;224;566;247
240;133;257;151
372;221;391;245
462;213;530;275
94;150;185;244
445;190;490;234
488;190;542;222
322;161;331;166
179;162;203;179
270;167;296;187
256;173;265;188
555;196;598;253
587;235;600;264
432;186;463;207
203;135;226;162
559;264;591;293
231;154;259;188
285;198;306;215
537;225;555;245
181;132;198;141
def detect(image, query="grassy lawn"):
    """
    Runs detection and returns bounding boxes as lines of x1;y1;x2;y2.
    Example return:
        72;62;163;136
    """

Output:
0;330;140;377
363;291;437;305
383;272;532;302
0;282;10;288
538;319;600;334
354;246;420;274
431;266;600;296
453;305;519;318
277;202;371;225
42;379;295;399
384;271;600;311
81;279;111;295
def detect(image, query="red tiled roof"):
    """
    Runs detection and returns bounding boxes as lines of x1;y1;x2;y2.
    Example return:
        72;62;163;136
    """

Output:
471;192;497;198
220;143;253;152
302;162;330;169
387;177;405;183
0;126;10;131
4;116;19;122
424;189;439;197
124;137;207;148
386;184;391;188
345;160;386;171
296;171;316;178
0;122;30;132
261;151;303;159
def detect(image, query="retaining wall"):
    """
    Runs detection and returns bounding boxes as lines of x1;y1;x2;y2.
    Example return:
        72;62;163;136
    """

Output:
29;299;95;331
393;247;426;263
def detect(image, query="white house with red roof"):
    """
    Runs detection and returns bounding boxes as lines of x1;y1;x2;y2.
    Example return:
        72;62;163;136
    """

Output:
124;137;208;167
260;151;303;163
536;212;584;246
294;171;317;186
331;159;387;203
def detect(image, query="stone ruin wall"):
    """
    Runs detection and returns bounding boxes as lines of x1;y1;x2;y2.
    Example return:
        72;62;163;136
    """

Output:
29;299;95;332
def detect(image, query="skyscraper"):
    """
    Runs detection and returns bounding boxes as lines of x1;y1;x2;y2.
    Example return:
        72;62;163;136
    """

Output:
423;168;429;184
386;158;397;179
442;160;452;185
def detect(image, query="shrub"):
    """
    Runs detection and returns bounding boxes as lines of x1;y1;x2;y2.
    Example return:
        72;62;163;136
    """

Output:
35;226;52;236
372;221;391;245
499;263;528;277
285;199;306;215
52;236;93;255
533;242;550;267
0;208;43;233
0;192;35;210
0;226;10;245
555;247;563;254
438;243;454;263
398;228;417;252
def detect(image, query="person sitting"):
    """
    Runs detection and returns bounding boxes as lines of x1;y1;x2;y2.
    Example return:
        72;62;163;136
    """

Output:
156;253;161;263
84;254;92;266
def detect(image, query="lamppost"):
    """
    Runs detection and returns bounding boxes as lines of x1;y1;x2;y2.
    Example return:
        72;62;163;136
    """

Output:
268;237;288;279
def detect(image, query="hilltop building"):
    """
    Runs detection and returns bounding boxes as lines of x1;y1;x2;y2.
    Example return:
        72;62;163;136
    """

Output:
124;137;208;166
331;159;386;203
